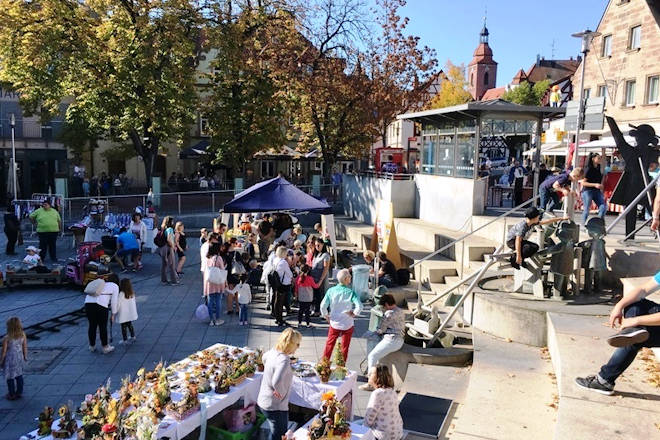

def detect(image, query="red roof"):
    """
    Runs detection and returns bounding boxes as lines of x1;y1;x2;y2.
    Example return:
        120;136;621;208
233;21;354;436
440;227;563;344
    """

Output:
511;69;528;85
481;87;506;101
525;59;579;83
469;43;497;66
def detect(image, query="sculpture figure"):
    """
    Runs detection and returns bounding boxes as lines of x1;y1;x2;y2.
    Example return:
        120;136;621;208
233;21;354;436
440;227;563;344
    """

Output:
606;116;659;239
541;221;580;299
578;217;608;294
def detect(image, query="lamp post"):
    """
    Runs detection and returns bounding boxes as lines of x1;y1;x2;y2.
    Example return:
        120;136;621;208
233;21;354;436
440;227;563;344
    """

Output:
566;29;600;217
10;113;17;201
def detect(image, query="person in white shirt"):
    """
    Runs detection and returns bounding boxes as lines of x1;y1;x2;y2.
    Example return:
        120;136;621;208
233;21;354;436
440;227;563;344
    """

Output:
23;246;42;269
236;274;252;325
112;278;139;344
320;269;362;361
83;274;119;354
273;246;293;327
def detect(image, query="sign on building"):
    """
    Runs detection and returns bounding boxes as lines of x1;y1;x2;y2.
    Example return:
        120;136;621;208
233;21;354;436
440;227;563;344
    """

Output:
565;96;605;131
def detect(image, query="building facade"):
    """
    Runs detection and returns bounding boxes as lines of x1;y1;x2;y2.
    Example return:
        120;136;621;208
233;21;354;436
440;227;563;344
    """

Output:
577;0;660;134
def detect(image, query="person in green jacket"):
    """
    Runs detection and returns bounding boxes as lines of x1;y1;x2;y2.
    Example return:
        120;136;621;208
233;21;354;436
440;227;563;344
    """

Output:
321;269;363;361
29;200;61;262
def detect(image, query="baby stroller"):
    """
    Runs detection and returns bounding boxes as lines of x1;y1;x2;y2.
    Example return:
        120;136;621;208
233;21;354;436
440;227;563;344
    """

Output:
66;241;111;288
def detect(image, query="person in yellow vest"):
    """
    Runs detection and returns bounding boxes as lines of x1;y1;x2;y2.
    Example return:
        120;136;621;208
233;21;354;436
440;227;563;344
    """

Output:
550;85;561;107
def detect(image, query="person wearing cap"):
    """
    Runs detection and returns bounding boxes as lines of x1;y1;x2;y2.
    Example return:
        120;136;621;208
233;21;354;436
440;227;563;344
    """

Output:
23;246;43;270
538;167;584;214
28;200;61;262
506;207;567;270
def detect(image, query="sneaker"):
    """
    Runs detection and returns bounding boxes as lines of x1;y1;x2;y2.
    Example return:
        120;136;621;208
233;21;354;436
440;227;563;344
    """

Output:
129;336;136;343
359;383;375;392
118;340;126;345
215;319;225;326
209;321;216;327
574;375;614;396
511;260;521;270
170;281;181;286
121;268;129;273
161;281;169;285
89;345;96;353
102;345;115;354
607;327;650;348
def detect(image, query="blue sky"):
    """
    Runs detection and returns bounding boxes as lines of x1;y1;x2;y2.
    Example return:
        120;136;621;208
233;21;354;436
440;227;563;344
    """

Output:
387;0;607;86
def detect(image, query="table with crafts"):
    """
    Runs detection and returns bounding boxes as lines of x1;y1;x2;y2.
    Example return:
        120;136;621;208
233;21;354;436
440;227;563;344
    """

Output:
293;419;375;440
21;344;358;440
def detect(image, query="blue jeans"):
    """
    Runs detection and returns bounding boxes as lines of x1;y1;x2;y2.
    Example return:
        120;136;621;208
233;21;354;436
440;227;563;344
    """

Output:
261;409;288;440
207;292;223;322
7;375;23;396
239;304;248;323
599;299;660;384
581;189;607;225
540;188;560;213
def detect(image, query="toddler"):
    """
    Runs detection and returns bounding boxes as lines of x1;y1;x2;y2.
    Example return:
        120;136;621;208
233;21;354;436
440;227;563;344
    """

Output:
23;246;43;270
236;274;252;325
112;279;138;344
1;317;27;400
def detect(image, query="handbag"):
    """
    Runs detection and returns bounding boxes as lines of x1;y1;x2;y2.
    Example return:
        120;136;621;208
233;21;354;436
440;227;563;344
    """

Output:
206;256;228;284
195;297;210;321
231;252;247;275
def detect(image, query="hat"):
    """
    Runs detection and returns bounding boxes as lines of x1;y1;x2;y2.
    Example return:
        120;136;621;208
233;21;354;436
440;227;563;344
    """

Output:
84;279;106;296
26;245;41;253
524;207;542;219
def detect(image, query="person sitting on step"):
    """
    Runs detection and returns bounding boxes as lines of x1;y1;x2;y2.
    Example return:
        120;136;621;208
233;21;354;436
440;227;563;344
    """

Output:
506;207;567;270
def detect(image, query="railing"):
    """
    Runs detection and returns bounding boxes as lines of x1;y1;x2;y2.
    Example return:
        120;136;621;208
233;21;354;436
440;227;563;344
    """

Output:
357;171;416;180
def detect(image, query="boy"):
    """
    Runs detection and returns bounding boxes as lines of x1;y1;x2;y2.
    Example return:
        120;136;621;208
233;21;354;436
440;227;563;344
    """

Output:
539;167;583;213
506;207;567;270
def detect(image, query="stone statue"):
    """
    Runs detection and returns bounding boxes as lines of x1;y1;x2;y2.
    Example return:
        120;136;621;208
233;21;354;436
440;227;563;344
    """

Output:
542;221;580;299
578;217;608;294
606;116;659;239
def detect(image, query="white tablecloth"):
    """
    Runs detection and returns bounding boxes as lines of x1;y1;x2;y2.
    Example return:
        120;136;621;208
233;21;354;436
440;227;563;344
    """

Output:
293;419;375;440
83;227;108;243
23;420;83;440
290;370;358;419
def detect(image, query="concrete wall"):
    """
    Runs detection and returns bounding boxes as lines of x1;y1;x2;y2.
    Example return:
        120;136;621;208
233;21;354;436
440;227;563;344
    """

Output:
414;174;477;230
342;174;415;225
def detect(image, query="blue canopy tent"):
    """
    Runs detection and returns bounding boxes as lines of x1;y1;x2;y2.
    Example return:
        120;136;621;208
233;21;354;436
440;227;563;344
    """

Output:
223;176;332;214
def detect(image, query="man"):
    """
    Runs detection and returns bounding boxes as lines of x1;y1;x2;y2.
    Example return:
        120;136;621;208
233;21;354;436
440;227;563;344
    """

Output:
377;252;397;287
257;214;275;261
29;200;61;262
321;269;363;362
575;275;660;395
512;160;525;206
115;227;140;272
539;168;583;214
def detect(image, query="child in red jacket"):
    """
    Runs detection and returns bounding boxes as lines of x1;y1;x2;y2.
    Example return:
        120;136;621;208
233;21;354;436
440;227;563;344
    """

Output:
295;264;323;327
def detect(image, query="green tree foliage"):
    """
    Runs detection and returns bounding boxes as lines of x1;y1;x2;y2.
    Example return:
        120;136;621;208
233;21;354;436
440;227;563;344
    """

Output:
427;61;472;109
202;1;290;172
0;0;203;183
501;80;551;106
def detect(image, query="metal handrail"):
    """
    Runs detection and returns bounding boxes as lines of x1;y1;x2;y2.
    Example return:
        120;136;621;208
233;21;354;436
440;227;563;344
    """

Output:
408;194;541;270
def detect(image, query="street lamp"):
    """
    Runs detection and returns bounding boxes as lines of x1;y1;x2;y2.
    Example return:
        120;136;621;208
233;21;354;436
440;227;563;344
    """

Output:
566;29;600;217
10;113;17;201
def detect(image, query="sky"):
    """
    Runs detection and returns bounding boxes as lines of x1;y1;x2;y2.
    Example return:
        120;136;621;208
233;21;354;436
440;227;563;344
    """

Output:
383;0;607;87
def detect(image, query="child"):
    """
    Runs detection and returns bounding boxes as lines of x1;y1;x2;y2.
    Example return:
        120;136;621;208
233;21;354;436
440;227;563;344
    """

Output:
236;274;252;325
112;279;139;344
506;207;567;270
1;317;27;400
175;221;187;275
295;264;323;327
23;246;42;270
199;228;208;246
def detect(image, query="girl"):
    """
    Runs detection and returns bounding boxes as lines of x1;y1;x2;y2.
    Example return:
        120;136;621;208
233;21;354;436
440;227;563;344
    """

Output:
205;242;225;326
129;213;146;270
175;221;187;276
580;153;607;226
294;264;323;327
158;216;179;285
112;279;139;344
1;317;27;400
236;274;252;325
363;365;403;440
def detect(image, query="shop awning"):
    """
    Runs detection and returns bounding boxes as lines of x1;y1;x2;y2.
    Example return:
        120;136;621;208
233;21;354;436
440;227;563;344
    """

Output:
179;139;210;159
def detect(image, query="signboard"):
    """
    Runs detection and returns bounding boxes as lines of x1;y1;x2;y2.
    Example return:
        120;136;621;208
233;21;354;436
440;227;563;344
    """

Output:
373;199;402;268
565;96;605;131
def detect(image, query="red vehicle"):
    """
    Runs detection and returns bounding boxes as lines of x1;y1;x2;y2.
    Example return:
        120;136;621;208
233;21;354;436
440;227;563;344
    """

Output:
374;148;404;172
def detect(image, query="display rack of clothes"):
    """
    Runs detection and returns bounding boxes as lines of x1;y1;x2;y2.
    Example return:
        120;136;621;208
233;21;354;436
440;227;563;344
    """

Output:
31;194;64;211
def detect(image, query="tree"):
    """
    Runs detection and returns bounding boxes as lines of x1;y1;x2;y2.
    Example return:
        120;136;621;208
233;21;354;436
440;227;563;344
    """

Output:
365;0;438;148
57;108;102;174
202;1;290;173
0;0;203;185
501;80;551;106
426;61;472;109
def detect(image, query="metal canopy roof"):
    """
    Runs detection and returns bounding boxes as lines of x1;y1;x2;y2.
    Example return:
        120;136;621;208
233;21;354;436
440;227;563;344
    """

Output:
397;99;566;124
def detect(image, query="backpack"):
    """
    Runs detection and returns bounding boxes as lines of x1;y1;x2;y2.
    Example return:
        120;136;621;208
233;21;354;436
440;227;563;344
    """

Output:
396;268;410;286
267;269;282;291
154;228;168;247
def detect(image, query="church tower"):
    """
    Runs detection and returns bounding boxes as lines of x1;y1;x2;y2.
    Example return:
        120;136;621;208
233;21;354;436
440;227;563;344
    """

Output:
468;21;498;100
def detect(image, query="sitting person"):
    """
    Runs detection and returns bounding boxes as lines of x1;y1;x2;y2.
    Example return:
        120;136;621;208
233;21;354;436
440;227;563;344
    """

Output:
23;246;46;271
360;294;405;391
377;252;397;287
575;274;660;395
115;227;140;272
506;207;567;270
363;365;403;440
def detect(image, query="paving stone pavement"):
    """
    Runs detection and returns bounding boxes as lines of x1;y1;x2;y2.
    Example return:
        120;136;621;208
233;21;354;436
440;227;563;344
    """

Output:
0;237;373;439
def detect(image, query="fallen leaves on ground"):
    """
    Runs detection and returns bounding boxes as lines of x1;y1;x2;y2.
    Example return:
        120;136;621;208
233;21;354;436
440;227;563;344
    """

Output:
540;346;551;361
638;348;660;388
547;393;559;410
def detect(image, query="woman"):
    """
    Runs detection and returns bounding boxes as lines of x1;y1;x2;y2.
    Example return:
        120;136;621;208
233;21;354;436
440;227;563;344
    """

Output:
205;242;225;326
158;216;179;285
257;328;302;440
310;240;331;316
363;366;403;440
4;205;20;256
377;252;397;288
175;221;187;275
83;274;119;354
129;213;146;269
360;294;405;391
580;153;607;226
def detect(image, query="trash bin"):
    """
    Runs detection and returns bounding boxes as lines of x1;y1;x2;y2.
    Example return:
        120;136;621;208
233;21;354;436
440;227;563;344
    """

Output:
352;264;371;301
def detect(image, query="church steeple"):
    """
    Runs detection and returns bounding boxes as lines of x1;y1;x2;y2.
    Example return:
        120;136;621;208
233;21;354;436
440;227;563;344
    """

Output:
480;15;489;44
468;17;498;100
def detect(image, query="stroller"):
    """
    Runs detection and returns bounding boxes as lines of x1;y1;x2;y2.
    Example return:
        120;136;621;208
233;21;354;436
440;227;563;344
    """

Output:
66;241;111;288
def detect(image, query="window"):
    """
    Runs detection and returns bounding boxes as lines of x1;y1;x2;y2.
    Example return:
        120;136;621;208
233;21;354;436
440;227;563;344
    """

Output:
647;75;659;104
601;35;612;57
629;25;641;50
421;136;436;174
470;72;474;86
199;117;209;136
436;135;454;176
597;85;608;98
484;71;489;86
261;161;275;178
625;80;636;106
583;88;591;100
